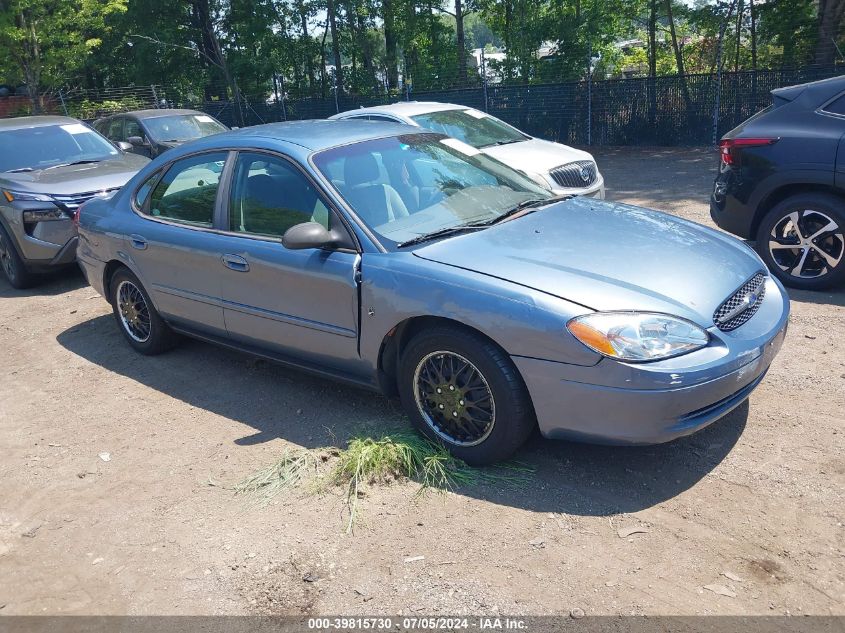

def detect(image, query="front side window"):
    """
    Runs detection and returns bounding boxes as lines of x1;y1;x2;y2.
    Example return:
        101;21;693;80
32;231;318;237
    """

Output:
107;117;125;140
146;152;227;227
410;109;528;149
125;119;143;139
228;152;331;238
0;123;119;173
313;133;549;247
144;114;227;143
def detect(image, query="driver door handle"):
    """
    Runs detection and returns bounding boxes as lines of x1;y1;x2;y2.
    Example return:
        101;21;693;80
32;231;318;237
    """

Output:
222;254;249;272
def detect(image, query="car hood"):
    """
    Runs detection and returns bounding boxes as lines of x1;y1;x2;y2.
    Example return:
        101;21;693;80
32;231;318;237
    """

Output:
481;137;596;174
413;197;764;326
0;153;149;195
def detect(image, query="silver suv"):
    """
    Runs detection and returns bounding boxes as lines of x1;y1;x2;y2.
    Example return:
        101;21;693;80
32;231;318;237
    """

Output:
0;116;149;288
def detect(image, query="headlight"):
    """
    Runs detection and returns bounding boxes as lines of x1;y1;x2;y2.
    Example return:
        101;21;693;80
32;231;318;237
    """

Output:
2;190;52;203
567;312;709;362
522;171;552;191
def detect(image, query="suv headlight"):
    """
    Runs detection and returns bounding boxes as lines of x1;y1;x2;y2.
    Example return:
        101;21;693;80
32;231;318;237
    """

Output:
2;189;52;203
567;312;709;362
522;171;552;191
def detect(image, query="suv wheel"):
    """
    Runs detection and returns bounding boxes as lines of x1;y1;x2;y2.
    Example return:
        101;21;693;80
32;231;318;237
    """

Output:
398;325;535;466
0;224;34;289
110;267;178;354
756;193;845;290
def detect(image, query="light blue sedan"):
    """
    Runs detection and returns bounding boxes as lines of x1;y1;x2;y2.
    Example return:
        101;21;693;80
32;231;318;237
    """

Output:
76;121;789;465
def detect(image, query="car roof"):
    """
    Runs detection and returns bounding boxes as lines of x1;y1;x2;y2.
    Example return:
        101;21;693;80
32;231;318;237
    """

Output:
190;119;423;152
336;101;469;118
102;108;210;120
0;115;82;130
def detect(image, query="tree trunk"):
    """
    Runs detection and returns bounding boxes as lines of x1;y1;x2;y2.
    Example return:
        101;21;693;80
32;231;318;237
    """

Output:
733;0;744;73
299;2;315;93
455;0;467;85
13;10;43;113
320;19;330;97
647;0;657;126
504;0;513;81
815;0;845;67
749;0;757;102
383;0;399;89
326;0;344;93
665;0;692;113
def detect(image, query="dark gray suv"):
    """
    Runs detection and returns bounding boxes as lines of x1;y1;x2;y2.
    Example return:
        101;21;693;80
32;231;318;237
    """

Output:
0;116;149;288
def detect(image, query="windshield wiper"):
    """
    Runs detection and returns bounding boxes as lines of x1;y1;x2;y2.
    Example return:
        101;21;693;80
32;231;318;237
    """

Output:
4;167;35;173
43;159;102;170
397;224;486;248
471;194;572;227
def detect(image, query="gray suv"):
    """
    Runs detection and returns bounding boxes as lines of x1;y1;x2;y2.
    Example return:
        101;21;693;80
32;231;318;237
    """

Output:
0;116;149;288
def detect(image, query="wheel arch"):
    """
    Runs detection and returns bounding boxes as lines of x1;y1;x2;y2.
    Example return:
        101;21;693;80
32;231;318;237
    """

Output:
752;181;845;238
376;315;514;397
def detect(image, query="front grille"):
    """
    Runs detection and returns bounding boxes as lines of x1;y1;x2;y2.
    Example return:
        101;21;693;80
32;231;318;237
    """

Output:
713;272;767;331
549;160;597;189
50;189;119;212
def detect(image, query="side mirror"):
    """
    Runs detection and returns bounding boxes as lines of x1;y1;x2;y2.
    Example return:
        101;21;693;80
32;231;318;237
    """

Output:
282;222;334;250
127;135;147;146
115;141;133;152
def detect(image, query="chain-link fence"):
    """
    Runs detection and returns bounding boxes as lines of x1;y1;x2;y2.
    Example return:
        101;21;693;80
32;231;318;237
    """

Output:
6;66;843;146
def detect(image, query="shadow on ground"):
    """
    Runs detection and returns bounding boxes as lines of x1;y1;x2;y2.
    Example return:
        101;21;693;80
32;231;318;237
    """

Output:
57;314;747;517
0;266;87;298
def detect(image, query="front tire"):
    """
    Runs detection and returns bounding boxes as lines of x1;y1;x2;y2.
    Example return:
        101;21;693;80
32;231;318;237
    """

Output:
0;224;35;289
398;325;535;466
110;267;178;355
755;193;845;290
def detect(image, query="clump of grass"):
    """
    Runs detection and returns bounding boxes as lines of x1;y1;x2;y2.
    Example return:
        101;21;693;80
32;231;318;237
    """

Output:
233;449;319;506
325;431;532;533
235;430;533;532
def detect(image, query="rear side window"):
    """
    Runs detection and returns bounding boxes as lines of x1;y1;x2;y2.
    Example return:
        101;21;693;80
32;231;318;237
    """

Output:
146;152;228;227
822;93;845;116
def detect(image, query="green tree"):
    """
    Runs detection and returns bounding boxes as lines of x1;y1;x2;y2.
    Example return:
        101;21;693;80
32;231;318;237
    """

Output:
0;0;127;111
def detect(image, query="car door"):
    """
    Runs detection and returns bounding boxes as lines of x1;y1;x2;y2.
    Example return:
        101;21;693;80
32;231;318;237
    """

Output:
215;150;364;375
127;150;232;336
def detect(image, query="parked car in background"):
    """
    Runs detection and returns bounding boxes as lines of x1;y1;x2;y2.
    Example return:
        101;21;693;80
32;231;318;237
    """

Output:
330;102;605;199
0;116;149;288
77;120;787;465
94;109;228;159
711;75;845;290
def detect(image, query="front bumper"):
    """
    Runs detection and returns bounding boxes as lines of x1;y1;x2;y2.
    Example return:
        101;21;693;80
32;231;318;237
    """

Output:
514;276;789;445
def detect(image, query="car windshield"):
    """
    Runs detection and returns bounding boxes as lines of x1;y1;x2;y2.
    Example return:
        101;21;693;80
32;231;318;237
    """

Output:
143;114;227;142
0;123;119;172
410;109;528;149
313;133;551;248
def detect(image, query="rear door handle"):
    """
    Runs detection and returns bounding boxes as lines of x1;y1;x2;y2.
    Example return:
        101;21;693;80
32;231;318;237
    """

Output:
222;254;249;272
129;234;148;250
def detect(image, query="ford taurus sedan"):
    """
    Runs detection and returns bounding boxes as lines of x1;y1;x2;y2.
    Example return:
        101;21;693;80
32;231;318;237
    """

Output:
76;121;789;465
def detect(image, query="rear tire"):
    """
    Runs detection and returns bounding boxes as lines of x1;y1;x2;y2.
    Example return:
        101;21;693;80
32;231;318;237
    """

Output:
755;193;845;290
109;267;178;355
0;224;35;289
398;325;535;466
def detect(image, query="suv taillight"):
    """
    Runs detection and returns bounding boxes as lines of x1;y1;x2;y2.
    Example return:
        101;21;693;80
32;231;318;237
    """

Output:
719;137;778;166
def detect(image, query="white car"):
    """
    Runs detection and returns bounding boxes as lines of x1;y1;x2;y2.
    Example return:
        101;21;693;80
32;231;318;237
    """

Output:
330;101;605;199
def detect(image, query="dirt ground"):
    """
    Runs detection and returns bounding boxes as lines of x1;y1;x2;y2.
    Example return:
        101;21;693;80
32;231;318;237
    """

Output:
1;147;843;617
